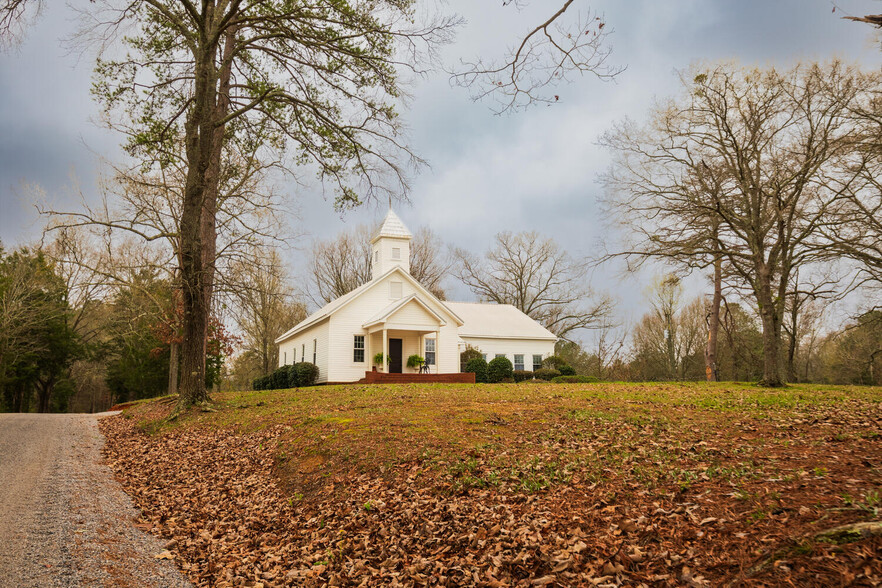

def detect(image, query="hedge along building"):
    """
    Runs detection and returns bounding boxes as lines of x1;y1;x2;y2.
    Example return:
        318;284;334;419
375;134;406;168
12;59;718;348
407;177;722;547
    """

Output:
275;209;557;383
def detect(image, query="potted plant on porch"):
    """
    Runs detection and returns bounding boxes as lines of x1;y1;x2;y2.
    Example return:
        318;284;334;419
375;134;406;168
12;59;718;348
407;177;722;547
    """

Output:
373;352;389;371
407;354;426;373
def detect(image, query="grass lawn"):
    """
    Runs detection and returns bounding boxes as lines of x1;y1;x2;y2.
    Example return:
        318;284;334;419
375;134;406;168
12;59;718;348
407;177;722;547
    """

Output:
104;382;882;587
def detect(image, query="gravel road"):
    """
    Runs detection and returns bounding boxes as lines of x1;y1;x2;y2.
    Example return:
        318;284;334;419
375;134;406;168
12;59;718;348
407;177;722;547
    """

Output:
0;413;192;588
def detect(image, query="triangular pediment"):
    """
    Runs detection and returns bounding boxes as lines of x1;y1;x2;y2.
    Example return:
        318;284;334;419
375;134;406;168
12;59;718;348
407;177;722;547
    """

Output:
363;294;446;329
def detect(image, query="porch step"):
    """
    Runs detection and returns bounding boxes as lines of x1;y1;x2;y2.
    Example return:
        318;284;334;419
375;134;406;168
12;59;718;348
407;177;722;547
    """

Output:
361;372;476;384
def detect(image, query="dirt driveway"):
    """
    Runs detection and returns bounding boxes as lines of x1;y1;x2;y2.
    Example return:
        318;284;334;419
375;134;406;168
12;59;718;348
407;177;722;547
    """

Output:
0;413;191;588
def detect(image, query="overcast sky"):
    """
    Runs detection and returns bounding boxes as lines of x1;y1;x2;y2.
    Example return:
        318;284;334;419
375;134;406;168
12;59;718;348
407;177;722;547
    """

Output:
1;0;881;334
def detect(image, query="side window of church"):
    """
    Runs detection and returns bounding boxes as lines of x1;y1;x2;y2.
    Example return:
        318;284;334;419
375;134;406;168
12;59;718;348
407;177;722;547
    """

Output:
533;355;542;371
514;354;524;370
353;335;365;362
425;338;435;365
313;339;317;364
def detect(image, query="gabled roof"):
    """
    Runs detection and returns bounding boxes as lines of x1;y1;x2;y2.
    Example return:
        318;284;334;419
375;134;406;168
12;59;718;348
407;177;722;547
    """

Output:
275;266;463;343
363;294;448;329
444;302;558;341
370;209;412;243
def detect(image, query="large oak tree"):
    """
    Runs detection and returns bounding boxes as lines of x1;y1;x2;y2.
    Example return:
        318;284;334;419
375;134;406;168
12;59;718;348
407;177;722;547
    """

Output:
602;61;877;386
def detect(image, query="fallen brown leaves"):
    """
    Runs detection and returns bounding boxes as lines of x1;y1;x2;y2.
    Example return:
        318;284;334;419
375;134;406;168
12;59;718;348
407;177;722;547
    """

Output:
101;383;882;587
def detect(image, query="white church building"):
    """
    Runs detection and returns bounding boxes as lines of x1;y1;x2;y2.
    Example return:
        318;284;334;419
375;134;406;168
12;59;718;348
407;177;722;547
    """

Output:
275;210;557;383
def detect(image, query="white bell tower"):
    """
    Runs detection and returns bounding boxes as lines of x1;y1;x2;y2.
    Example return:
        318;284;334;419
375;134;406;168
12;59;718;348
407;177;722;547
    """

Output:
371;209;412;279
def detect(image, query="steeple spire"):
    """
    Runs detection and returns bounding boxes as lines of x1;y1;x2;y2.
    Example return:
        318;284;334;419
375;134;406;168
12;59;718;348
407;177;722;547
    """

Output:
370;208;412;279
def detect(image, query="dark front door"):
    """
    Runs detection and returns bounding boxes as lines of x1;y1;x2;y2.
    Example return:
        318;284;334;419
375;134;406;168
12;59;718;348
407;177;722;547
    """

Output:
389;338;403;373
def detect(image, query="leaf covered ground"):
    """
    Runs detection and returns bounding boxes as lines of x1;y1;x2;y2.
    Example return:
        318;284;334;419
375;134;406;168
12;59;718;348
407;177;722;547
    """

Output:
101;382;882;587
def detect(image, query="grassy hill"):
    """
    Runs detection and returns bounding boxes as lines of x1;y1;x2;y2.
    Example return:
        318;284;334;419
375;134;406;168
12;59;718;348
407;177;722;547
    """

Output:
103;382;882;587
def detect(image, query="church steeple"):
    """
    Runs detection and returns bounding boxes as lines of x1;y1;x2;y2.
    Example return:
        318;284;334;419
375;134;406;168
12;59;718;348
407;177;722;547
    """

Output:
370;209;412;279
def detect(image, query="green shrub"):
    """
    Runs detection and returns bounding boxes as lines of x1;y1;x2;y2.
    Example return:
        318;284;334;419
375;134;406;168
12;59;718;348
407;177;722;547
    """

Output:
289;364;305;387
406;354;425;369
270;365;297;389
464;357;488;383
295;362;320;387
542;355;567;370
513;370;532;382
551;375;599;384
272;365;297;389
558;365;576;376
533;368;561;381
252;377;264;391
487;356;514;383
460;346;484;371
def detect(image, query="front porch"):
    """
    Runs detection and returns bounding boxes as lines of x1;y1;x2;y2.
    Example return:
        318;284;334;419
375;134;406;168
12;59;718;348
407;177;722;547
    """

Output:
363;294;448;375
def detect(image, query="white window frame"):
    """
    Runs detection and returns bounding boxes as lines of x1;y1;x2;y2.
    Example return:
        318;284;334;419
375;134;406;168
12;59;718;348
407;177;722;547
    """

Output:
514;354;524;371
353;335;365;363
302;343;306;364
313;339;317;364
533;354;543;371
425;338;436;366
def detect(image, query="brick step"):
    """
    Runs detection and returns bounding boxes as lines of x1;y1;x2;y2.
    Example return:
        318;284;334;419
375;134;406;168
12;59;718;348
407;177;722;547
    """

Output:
361;371;475;384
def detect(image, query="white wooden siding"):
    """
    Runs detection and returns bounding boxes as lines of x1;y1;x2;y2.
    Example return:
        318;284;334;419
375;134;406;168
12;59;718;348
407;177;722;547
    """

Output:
277;319;331;383
458;337;555;371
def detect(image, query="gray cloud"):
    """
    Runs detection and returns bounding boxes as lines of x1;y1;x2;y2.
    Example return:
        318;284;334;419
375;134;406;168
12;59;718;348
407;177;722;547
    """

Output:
2;0;880;331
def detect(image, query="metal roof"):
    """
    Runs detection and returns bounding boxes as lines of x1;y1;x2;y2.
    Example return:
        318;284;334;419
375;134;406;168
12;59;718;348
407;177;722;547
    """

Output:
444;302;558;341
370;209;412;242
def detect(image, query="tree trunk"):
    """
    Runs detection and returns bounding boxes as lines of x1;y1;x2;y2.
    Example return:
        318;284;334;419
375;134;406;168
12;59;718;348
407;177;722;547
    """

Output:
177;44;220;410
759;306;784;387
37;380;51;413
168;339;180;396
705;255;721;382
176;18;234;409
786;296;799;382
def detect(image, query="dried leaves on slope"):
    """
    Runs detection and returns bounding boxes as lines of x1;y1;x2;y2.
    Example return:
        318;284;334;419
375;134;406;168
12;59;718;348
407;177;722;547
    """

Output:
101;384;882;587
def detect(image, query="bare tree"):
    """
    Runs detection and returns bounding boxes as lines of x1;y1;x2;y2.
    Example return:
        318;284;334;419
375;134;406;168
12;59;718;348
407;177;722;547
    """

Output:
451;1;622;113
308;225;373;307
454;231;612;341
630;275;705;381
601;61;874;386
408;226;452;300
0;0;39;48
308;223;451;306
229;247;306;378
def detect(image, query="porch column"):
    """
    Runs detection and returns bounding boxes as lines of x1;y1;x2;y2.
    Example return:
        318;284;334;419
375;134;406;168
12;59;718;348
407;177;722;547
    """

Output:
365;331;371;376
382;327;388;373
435;329;440;374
